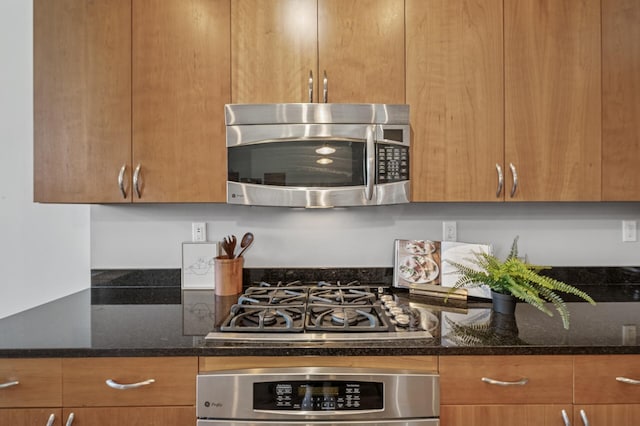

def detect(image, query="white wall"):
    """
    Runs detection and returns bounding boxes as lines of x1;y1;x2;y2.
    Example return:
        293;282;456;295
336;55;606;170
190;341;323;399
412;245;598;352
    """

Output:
91;202;640;269
0;0;90;319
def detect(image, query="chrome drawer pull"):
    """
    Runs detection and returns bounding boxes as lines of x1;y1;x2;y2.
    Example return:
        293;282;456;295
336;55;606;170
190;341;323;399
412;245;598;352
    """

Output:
106;378;155;390
46;413;55;426
579;409;590;426
481;376;529;386
616;376;640;385
65;412;75;426
0;380;19;389
561;409;571;426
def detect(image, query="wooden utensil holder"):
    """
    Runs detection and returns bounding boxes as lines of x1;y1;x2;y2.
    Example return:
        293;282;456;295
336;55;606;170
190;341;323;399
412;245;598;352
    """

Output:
214;256;244;296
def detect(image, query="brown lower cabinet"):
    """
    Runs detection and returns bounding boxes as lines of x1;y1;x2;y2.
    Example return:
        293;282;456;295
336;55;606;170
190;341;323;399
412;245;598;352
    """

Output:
441;405;573;426
61;407;195;425
0;408;62;425
574;405;640;426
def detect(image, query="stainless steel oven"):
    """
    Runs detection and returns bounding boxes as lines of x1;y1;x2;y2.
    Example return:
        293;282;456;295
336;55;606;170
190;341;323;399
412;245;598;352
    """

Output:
196;367;439;425
225;103;410;208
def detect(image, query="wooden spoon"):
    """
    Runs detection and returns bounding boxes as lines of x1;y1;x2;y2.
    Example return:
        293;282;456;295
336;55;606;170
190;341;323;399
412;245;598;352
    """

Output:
237;232;254;258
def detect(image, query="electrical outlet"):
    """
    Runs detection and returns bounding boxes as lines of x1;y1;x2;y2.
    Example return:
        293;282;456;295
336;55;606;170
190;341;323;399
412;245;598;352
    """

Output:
622;324;637;346
192;222;207;242
622;220;637;242
443;221;457;242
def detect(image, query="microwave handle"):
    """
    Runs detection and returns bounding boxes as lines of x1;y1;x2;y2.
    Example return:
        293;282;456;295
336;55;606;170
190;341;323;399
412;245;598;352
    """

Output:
365;126;375;201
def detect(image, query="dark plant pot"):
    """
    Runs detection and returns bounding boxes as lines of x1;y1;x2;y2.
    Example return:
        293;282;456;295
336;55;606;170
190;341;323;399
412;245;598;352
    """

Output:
491;290;517;315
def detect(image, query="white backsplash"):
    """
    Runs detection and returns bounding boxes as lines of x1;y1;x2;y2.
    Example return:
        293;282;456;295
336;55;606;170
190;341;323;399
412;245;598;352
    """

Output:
91;202;640;268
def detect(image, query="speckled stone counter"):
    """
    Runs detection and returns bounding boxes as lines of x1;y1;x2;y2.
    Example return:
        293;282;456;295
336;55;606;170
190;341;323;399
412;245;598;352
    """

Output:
0;268;638;358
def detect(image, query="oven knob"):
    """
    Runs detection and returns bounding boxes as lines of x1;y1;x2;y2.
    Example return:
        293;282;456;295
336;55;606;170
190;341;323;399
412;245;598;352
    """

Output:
384;301;397;310
389;307;404;317
395;314;410;327
380;295;393;303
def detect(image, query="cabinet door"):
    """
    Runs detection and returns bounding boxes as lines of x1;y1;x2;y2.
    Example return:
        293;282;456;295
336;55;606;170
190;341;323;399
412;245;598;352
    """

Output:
504;0;601;201
575;405;640;426
132;0;230;202
0;409;62;426
602;0;640;201
318;0;405;104
0;358;62;408
62;407;195;426
34;0;132;203
231;0;318;104
407;0;504;202
441;405;572;426
574;355;640;404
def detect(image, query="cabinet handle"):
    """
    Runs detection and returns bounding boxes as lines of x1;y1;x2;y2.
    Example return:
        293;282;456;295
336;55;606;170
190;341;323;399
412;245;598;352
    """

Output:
133;163;142;198
323;70;328;103
481;376;528;386
495;163;504;197
46;413;55;426
579;409;590;426
106;378;155;390
509;162;518;197
616;376;640;385
0;380;19;389
65;412;74;426
118;164;127;199
561;409;571;426
308;70;314;103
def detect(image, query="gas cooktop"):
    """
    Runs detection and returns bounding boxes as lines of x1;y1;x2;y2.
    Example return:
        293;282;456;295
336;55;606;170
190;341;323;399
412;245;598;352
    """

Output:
205;280;437;342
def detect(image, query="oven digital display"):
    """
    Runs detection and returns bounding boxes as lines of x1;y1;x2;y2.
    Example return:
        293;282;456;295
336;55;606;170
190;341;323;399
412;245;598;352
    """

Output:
253;380;384;411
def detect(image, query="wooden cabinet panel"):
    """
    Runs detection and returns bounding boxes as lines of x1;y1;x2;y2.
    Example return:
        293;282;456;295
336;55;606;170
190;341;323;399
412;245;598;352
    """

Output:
407;0;504;201
574;355;640;404
602;0;640;201
575;405;640;426
0;409;62;425
200;356;438;372
504;0;601;201
318;0;405;104
440;355;573;405
441;405;572;426
132;0;230;202
62;357;197;407
0;358;62;408
231;0;317;104
62;407;195;426
34;0;132;203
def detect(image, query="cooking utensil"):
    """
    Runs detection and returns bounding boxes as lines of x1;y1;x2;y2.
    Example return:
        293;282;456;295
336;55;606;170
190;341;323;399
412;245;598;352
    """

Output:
222;235;236;259
236;232;254;258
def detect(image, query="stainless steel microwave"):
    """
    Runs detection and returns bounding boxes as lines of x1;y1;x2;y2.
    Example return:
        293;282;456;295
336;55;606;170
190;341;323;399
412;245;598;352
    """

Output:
225;103;410;208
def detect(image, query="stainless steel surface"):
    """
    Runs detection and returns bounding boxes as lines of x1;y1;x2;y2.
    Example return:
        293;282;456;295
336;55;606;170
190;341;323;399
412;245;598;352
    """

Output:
561;409;571;426
365;125;375;200
133;163;142;198
579;409;589;426
509;162;518;198
227;181;409;208
197;367;439;422
481;377;529;386
495;163;503;198
198;420;439;425
65;412;74;426
46;413;55;426
0;380;19;388
225;103;409;125
117;164;127;199
308;70;314;103
323;70;328;103
205;330;432;342
616;376;640;385
105;378;155;390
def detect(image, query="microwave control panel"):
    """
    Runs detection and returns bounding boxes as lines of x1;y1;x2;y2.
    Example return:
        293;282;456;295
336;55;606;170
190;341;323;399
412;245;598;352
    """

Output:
253;380;384;411
377;144;409;183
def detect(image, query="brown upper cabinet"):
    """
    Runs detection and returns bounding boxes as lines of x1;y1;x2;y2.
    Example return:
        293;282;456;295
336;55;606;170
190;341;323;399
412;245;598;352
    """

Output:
34;0;230;203
602;0;640;201
231;0;405;104
409;0;601;202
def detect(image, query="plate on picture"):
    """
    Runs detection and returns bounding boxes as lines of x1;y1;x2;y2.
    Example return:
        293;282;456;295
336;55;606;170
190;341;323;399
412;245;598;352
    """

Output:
399;255;439;284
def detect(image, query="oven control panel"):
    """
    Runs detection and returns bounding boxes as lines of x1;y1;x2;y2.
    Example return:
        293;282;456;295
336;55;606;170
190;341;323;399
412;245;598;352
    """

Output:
377;143;409;183
253;380;383;411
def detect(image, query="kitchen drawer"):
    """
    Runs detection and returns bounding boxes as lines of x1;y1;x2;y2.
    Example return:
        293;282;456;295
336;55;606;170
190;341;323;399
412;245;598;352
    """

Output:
0;358;62;408
575;355;640;404
63;357;197;407
439;355;573;405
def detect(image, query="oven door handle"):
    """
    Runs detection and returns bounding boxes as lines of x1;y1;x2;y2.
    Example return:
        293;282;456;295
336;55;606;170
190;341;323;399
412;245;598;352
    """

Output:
365;125;375;201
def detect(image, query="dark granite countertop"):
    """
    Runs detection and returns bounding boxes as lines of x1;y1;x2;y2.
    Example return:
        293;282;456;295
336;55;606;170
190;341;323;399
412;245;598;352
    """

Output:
1;268;639;358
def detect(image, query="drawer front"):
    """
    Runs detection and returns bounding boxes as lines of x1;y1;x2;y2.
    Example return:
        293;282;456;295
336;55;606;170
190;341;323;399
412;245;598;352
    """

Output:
440;355;573;404
575;355;640;404
63;357;197;407
0;359;62;408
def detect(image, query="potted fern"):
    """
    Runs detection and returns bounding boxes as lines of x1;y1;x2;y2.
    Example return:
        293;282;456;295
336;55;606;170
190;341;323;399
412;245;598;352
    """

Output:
446;237;596;329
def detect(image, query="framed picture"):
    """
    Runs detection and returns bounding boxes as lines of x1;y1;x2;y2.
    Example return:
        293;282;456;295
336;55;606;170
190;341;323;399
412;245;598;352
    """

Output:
181;242;218;289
